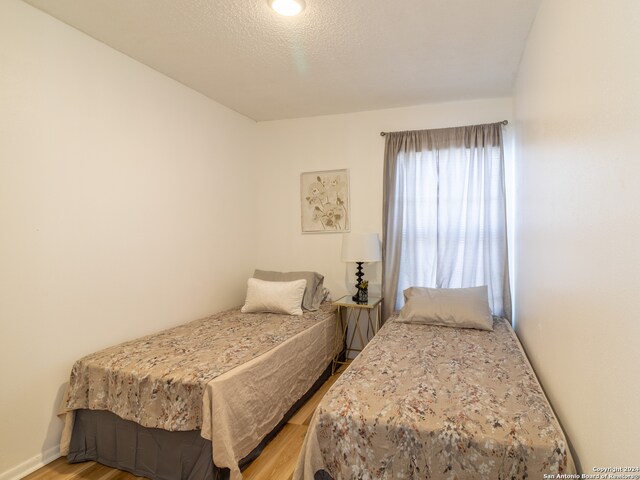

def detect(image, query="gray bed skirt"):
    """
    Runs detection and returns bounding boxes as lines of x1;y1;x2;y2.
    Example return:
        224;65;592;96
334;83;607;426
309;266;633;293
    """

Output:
66;361;333;480
69;408;219;480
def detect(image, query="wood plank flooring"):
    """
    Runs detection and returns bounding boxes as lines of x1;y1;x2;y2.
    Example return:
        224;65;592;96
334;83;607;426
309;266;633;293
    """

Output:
23;362;348;480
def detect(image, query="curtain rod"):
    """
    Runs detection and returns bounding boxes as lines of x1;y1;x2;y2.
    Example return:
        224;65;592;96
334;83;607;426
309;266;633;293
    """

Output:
379;120;509;137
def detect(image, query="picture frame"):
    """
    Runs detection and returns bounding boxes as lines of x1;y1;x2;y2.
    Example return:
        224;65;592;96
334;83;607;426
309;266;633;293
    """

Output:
300;169;350;233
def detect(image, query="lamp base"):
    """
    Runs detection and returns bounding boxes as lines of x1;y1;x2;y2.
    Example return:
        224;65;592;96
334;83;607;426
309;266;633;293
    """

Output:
352;261;364;301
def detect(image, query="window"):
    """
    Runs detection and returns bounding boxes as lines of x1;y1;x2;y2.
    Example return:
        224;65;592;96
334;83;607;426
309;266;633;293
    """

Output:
382;123;511;321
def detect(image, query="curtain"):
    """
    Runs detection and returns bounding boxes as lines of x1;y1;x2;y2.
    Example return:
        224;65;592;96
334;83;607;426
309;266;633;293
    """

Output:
382;122;511;321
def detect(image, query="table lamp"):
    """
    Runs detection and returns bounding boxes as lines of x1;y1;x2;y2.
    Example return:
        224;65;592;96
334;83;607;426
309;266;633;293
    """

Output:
341;233;382;302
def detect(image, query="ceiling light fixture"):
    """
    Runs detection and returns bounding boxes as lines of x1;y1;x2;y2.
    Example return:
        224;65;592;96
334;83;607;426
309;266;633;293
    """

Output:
268;0;306;16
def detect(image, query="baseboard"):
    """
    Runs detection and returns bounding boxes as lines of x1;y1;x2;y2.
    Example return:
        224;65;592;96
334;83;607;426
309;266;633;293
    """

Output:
0;445;60;480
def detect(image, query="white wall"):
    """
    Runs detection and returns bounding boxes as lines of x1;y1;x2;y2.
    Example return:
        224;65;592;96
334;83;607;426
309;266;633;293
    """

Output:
254;98;515;300
514;0;640;471
0;1;257;478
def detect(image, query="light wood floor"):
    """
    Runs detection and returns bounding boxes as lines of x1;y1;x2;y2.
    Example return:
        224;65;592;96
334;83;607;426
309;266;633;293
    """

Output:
23;363;348;480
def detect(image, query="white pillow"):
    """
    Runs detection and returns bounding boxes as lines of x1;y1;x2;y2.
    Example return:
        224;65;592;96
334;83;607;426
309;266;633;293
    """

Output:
253;269;324;311
241;278;307;316
398;286;493;331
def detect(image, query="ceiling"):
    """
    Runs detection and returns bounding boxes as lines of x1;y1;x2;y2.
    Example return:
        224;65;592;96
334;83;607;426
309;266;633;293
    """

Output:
23;0;540;121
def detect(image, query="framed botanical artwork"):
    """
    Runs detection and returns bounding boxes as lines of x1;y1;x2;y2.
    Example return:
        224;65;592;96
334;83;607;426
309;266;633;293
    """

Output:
300;169;350;233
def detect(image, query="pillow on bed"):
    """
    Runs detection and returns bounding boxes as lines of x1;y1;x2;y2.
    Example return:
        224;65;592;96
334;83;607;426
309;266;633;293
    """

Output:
253;269;324;311
398;286;493;331
241;278;307;316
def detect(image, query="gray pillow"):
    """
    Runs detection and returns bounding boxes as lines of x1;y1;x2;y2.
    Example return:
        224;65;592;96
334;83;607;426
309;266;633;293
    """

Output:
253;269;324;311
398;286;493;331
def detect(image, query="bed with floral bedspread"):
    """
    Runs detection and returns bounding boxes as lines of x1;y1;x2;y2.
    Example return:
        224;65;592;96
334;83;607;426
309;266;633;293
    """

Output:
294;314;575;480
59;304;338;480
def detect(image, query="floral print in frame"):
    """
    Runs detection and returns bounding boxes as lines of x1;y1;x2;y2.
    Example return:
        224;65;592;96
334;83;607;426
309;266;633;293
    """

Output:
301;169;350;233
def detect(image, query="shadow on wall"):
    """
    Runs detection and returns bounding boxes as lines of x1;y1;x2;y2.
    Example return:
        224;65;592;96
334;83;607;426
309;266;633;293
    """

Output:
42;382;68;460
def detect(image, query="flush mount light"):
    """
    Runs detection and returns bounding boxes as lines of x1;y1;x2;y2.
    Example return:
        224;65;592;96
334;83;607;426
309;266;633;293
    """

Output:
268;0;306;16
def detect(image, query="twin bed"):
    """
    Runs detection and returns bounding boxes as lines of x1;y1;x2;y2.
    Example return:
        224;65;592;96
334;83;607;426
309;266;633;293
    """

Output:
59;278;575;480
295;286;575;479
58;270;339;480
294;312;575;479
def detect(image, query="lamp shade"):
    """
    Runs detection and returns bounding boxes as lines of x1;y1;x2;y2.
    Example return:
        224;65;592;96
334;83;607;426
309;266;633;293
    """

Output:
341;233;382;263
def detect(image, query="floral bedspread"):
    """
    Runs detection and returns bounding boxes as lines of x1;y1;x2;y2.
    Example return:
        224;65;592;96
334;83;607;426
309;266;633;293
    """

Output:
294;315;575;480
60;305;335;432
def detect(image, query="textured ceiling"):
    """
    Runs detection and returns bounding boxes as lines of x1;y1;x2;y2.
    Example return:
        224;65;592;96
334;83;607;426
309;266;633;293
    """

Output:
23;0;540;121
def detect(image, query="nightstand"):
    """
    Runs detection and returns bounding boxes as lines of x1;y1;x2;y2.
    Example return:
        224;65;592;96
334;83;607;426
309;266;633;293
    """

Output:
331;295;383;373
